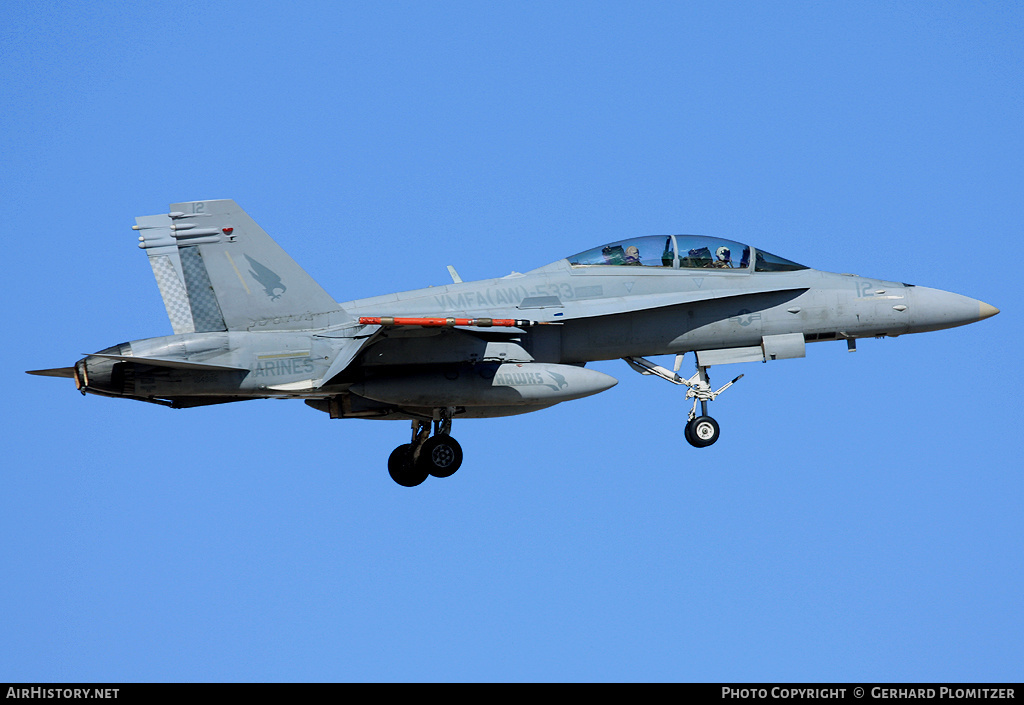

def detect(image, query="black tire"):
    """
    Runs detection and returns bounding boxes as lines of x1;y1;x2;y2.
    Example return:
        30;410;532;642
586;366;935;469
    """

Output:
684;418;696;446
417;435;463;478
388;444;429;487
686;416;720;448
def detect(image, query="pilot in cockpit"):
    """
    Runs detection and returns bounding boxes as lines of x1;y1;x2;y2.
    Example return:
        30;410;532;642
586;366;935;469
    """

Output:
709;246;732;268
625;245;641;265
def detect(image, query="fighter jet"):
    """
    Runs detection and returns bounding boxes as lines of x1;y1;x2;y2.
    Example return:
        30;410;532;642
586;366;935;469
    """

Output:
28;200;999;486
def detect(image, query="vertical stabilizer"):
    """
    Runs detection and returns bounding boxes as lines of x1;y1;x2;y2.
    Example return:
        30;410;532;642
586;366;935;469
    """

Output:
164;200;343;330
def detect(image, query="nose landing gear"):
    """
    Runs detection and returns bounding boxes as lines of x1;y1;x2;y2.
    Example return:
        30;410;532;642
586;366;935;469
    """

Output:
625;355;742;448
387;408;464;487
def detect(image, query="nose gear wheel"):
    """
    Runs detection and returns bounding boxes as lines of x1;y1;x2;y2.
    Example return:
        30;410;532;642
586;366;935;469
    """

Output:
686;416;720;447
624;354;740;449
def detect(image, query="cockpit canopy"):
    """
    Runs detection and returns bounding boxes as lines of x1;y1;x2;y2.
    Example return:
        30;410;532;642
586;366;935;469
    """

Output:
566;235;807;272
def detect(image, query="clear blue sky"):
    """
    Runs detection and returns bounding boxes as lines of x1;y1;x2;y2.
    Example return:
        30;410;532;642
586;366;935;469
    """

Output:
2;1;1020;682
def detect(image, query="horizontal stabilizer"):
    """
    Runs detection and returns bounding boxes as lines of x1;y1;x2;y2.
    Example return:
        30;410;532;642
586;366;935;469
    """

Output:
26;367;76;378
87;354;246;372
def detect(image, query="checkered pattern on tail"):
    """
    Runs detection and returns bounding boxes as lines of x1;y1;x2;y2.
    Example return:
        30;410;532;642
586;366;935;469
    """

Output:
179;246;227;332
148;255;195;334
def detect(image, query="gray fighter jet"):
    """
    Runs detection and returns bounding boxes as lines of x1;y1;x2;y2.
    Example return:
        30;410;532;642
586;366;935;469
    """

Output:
28;200;999;486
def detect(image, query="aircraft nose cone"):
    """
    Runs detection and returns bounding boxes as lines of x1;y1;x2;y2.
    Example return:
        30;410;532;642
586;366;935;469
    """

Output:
979;301;1000;320
908;287;999;334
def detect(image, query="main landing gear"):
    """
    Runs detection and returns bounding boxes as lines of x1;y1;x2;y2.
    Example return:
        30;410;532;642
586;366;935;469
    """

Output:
388;408;464;487
625;355;743;449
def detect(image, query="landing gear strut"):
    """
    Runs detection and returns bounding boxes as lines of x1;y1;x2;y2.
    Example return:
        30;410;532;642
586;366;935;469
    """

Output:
387;407;463;487
625;354;742;449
